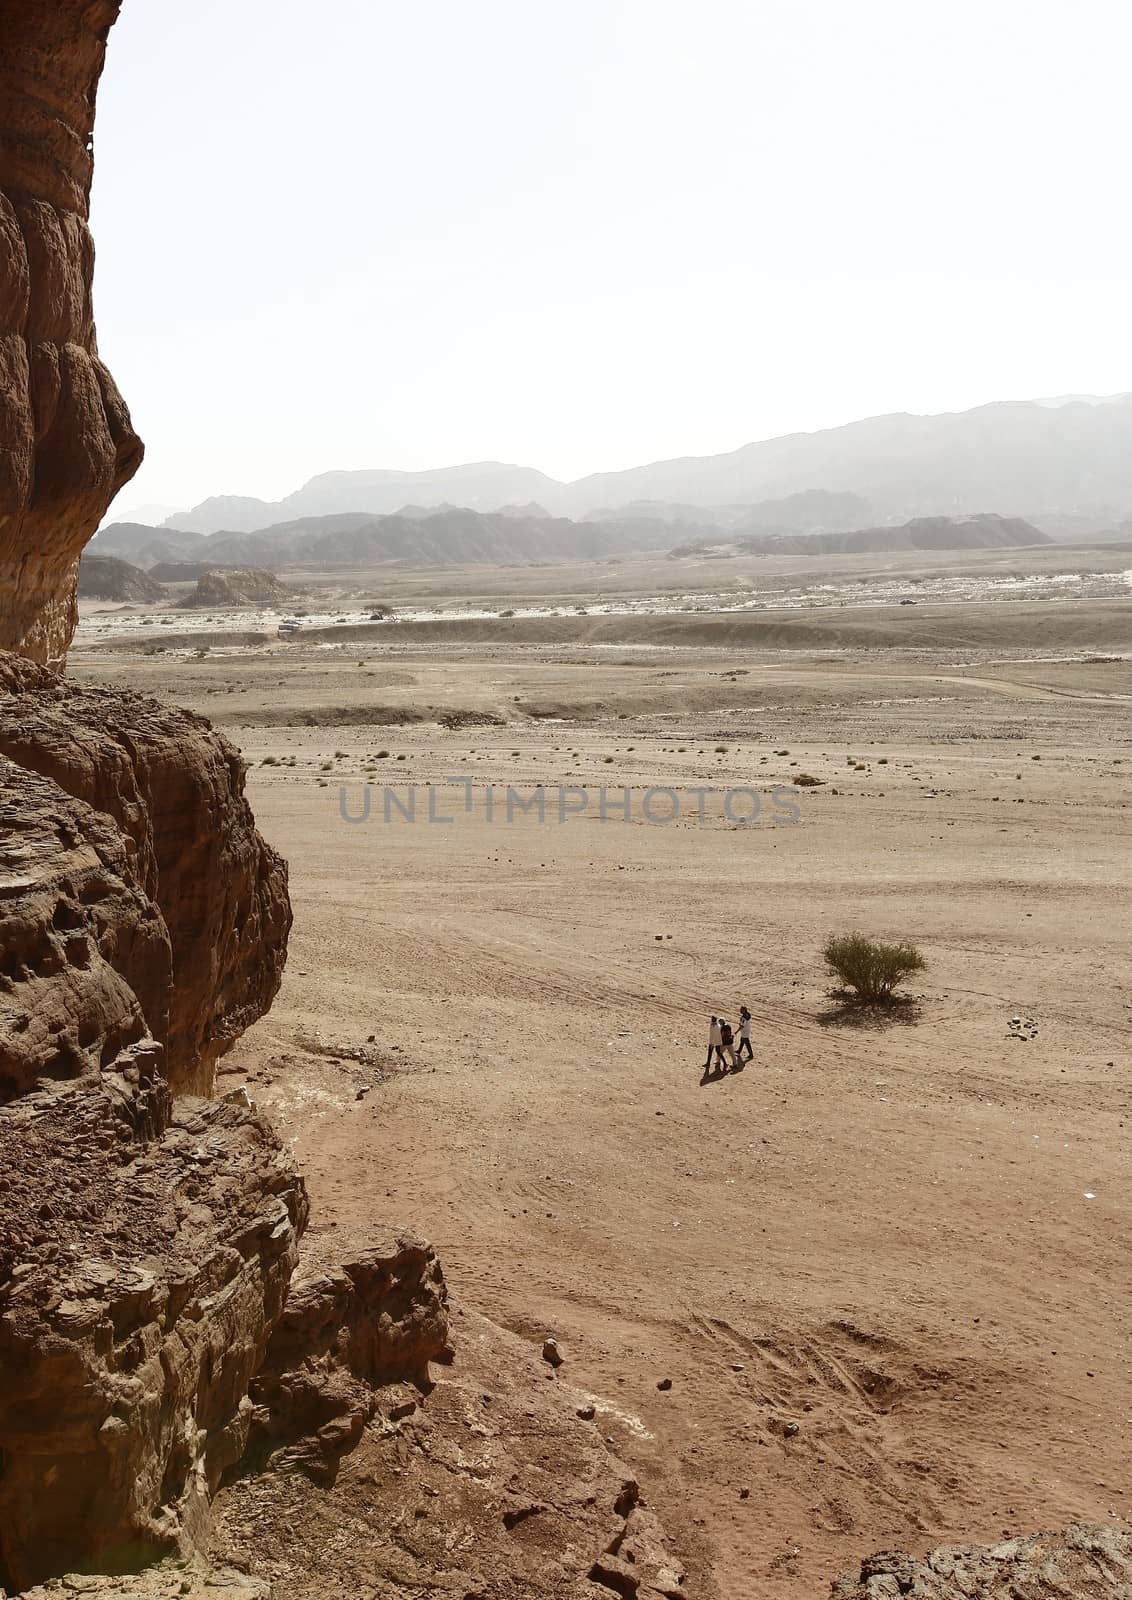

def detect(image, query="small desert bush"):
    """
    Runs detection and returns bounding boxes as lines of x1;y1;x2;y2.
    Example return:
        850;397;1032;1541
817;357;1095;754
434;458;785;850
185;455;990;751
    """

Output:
823;931;925;1003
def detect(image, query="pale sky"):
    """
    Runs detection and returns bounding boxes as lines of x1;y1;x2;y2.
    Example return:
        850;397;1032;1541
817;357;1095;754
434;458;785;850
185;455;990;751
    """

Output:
92;0;1132;515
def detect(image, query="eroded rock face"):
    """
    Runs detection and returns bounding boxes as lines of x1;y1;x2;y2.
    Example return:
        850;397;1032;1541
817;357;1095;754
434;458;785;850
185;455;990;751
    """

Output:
0;0;143;666
211;1307;688;1600
0;685;300;1589
831;1524;1132;1599
0;754;170;1102
0;655;291;1094
17;1565;269;1600
245;1232;453;1483
0;1081;308;1591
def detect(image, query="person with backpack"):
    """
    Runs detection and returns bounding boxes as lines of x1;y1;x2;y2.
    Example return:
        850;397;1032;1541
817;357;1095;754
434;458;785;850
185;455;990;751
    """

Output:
719;1018;737;1069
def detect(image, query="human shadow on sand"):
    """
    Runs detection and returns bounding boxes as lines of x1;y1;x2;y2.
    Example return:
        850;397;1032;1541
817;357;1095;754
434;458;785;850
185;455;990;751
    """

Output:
700;1057;746;1085
816;991;922;1029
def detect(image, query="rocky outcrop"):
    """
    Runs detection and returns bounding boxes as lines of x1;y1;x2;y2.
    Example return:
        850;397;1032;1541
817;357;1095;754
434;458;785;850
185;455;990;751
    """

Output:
0;655;290;1094
78;555;164;603
0;755;170;1103
0;735;304;1590
0;1078;307;1592
244;1232;453;1484
16;1563;269;1600
176;570;291;610
211;1307;688;1600
0;0;143;666
831;1524;1132;1599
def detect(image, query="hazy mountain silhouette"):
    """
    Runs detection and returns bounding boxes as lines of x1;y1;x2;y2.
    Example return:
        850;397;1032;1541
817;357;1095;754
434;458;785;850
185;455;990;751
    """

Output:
96;506;1050;574
149;396;1132;536
557;398;1132;520
163;465;559;533
668;513;1052;559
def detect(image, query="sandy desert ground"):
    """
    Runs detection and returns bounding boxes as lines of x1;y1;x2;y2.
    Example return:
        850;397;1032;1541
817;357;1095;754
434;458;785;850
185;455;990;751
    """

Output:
71;549;1132;1598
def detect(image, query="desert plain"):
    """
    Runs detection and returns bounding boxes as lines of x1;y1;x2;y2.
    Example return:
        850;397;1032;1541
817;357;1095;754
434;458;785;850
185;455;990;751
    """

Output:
70;544;1132;1599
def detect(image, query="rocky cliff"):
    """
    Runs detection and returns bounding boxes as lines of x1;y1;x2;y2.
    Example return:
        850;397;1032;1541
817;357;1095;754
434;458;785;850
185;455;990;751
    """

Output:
0;0;143;665
0;655;291;1095
0;689;303;1588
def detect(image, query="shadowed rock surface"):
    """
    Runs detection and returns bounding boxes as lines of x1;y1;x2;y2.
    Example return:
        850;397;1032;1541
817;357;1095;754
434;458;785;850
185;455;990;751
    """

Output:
244;1231;453;1484
0;655;291;1094
0;0;143;665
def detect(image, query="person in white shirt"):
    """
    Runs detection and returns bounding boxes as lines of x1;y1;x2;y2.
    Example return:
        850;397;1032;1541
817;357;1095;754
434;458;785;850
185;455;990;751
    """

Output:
736;1005;753;1063
704;1015;724;1072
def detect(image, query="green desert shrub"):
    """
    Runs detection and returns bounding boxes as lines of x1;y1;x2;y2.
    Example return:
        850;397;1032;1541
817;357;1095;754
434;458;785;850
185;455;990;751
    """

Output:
823;931;925;1003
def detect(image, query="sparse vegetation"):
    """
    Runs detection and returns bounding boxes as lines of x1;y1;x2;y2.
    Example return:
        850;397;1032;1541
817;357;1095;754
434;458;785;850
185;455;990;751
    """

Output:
823;931;925;1004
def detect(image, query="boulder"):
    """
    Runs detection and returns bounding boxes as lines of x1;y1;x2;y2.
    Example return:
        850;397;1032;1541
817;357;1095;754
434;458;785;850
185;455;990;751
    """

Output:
0;691;301;1588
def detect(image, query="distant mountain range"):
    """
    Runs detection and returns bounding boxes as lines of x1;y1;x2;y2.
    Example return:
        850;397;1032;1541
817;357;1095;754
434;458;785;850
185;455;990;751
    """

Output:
93;509;673;570
141;396;1132;537
93;505;1052;575
668;514;1051;560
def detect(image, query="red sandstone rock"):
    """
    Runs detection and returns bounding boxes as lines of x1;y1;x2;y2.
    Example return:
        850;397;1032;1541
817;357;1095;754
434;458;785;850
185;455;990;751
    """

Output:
0;755;170;1102
0;1;143;665
0;654;291;1093
0;1082;308;1590
244;1231;452;1483
210;1307;688;1600
0;745;304;1589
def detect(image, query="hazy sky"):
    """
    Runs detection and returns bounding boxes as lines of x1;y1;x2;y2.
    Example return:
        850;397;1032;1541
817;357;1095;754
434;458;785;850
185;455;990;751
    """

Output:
92;0;1132;515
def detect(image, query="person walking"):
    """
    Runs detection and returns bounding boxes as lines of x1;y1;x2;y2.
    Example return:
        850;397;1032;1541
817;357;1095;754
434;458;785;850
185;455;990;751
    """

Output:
704;1015;725;1071
719;1018;737;1070
736;1005;753;1063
